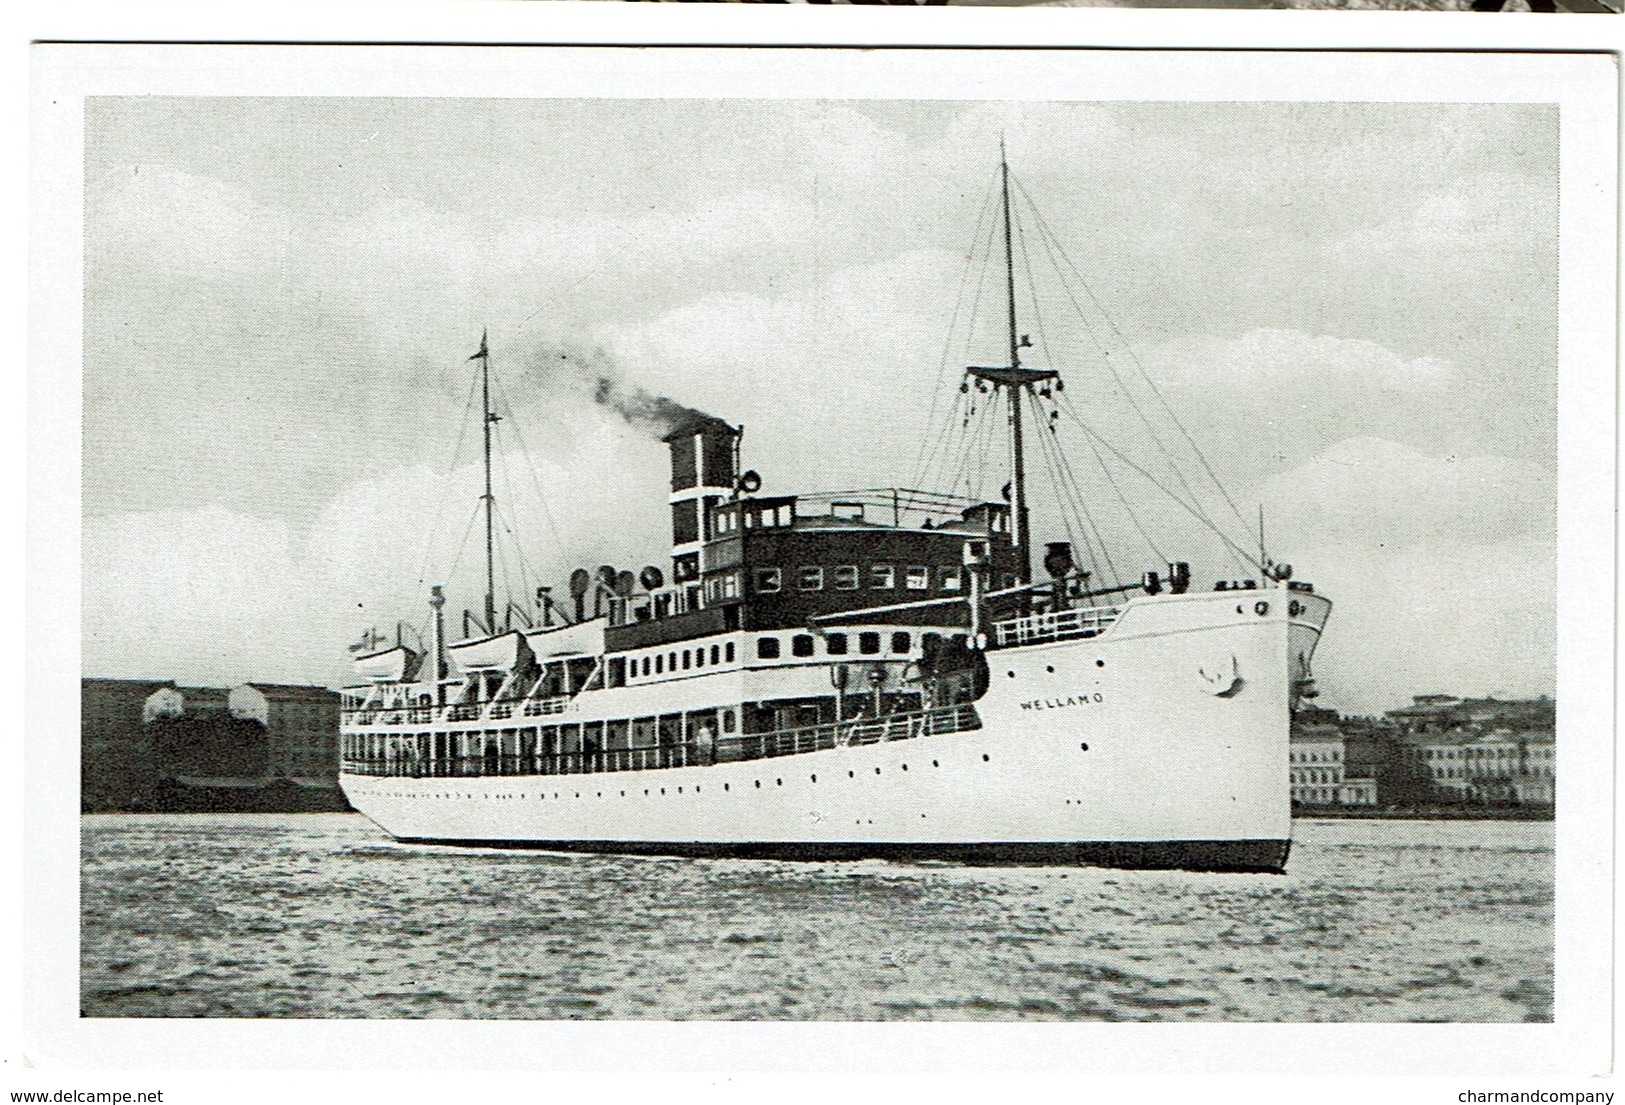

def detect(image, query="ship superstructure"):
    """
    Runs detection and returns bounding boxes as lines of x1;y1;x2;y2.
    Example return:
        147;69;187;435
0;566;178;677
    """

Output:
338;151;1331;872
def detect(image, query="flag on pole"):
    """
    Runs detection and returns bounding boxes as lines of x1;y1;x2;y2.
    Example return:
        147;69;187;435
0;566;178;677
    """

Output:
468;328;488;361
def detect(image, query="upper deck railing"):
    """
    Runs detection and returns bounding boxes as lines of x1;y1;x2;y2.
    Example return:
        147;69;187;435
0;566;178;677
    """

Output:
343;694;574;728
990;604;1121;648
342;701;982;779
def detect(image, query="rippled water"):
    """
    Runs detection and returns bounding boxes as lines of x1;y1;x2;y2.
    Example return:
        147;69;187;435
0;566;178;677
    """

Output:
79;813;1552;1021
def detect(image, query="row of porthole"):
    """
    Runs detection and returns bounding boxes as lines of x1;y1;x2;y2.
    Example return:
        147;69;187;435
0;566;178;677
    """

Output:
383;752;1007;801
1008;659;1108;679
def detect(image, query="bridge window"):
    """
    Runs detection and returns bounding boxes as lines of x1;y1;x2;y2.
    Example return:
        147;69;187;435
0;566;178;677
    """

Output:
826;633;848;656
757;637;781;660
940;568;962;592
891;632;911;654
859;632;881;655
870;565;895;589
755;568;781;594
905;566;930;591
792;635;815;658
833;566;859;590
799;566;824;591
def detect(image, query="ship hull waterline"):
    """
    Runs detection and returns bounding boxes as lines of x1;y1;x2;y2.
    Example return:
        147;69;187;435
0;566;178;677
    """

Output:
341;589;1330;874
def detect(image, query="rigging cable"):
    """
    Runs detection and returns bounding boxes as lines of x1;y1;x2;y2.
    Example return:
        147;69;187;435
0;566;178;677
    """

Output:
1037;389;1127;589
910;175;1001;490
1056;391;1261;572
1016;177;1254;540
1016;183;1221;544
409;365;483;600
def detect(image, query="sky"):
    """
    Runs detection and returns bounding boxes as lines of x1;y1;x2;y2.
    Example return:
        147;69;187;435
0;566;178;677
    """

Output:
80;97;1559;716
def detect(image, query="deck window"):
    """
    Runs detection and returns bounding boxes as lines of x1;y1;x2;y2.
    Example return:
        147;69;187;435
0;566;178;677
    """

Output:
891;632;911;654
826;632;849;656
710;644;721;665
725;642;736;663
792;634;815;658
757;637;781;660
940;567;962;592
682;650;692;670
833;566;859;590
905;566;930;590
755;567;781;594
655;654;663;675
799;566;824;592
859;632;881;655
870;565;895;589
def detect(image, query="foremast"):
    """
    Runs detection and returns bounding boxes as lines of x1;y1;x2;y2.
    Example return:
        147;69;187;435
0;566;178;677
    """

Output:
968;143;1059;588
469;328;499;635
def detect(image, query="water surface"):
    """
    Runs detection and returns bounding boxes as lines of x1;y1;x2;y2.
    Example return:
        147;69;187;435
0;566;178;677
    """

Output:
80;813;1553;1021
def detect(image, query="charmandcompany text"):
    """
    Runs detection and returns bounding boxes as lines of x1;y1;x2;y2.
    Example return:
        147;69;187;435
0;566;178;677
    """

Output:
1460;1095;1612;1103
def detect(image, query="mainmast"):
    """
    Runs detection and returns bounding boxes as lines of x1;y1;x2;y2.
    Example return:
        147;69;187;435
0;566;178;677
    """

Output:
967;145;1056;588
470;328;498;634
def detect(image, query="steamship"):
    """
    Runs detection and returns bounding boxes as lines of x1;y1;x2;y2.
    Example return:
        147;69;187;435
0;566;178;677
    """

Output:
338;155;1332;872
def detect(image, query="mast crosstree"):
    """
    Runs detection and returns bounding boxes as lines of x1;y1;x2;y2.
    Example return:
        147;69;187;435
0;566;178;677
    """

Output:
966;144;1058;587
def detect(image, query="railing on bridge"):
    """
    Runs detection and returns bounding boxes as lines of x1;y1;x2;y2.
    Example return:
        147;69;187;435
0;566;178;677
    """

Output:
990;605;1121;648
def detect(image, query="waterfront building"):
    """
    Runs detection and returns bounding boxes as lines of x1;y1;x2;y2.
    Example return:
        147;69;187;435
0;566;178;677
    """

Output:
1387;695;1556;807
1289;723;1377;808
229;683;343;790
81;677;173;811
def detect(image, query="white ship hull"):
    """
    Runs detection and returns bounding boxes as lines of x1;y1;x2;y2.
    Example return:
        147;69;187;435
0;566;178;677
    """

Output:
341;588;1330;872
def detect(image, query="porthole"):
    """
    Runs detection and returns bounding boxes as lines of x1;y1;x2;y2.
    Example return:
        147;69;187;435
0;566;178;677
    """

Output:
901;764;908;771
874;767;881;775
932;759;939;767
596;791;602;798
660;787;666;795
848;770;855;778
1095;659;1105;667
1007;671;1016;679
811;774;817;783
620;790;625;797
775;778;783;786
1045;665;1055;673
1080;743;1089;751
677;787;683;794
754;780;761;788
723;783;730;792
982;754;990;762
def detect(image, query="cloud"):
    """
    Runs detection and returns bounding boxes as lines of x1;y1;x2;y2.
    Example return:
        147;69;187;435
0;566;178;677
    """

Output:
1264;435;1554;549
1150;329;1456;394
1257;437;1554;715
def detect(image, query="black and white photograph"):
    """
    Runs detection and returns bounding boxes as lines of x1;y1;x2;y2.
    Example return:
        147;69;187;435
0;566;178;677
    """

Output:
25;39;1615;1089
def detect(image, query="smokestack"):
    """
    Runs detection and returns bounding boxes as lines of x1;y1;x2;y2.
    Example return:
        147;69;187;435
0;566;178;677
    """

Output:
663;417;740;588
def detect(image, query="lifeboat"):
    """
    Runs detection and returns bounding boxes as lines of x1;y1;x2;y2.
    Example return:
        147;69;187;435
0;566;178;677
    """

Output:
351;645;421;683
524;618;605;661
446;630;532;673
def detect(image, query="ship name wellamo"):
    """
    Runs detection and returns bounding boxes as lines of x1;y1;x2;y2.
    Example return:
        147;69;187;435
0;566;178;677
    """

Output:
339;153;1332;873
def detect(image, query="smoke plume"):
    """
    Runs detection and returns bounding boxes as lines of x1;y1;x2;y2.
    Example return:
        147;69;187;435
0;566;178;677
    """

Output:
522;340;723;440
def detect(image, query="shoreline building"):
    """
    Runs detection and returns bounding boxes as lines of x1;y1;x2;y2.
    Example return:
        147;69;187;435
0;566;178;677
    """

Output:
82;677;348;812
1386;695;1555;808
1288;718;1377;808
81;677;174;811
